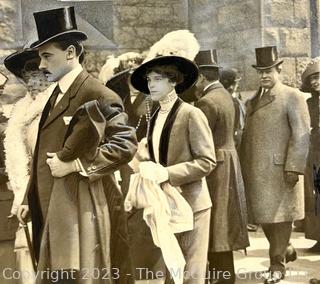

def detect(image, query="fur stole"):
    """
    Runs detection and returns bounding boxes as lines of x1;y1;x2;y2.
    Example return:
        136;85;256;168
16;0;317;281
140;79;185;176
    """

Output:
4;85;54;214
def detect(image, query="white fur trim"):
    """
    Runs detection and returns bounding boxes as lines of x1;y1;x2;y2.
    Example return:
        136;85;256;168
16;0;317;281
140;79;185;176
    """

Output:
4;85;54;214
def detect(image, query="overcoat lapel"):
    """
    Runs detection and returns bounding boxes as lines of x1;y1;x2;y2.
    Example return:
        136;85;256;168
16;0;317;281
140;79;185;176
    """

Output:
248;85;278;116
42;71;89;129
147;98;183;166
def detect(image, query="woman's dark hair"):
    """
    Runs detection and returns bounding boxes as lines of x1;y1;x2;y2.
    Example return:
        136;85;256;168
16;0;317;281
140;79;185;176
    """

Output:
145;64;184;84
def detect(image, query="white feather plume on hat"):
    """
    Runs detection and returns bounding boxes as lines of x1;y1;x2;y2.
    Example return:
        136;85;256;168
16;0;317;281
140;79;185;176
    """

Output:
99;52;144;83
143;30;200;63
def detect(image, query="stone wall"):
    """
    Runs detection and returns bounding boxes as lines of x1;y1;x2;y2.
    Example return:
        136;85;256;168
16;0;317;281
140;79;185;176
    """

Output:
0;0;317;90
112;0;189;53
262;0;311;88
189;0;314;90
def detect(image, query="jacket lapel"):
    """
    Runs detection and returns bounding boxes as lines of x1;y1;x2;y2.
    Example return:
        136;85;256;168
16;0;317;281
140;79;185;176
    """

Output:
203;81;224;97
42;71;89;129
248;85;277;115
147;107;160;163
147;98;183;166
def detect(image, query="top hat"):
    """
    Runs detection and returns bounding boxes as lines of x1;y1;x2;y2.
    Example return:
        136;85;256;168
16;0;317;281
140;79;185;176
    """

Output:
300;58;320;93
130;55;199;94
194;49;220;68
252;46;283;69
4;48;40;79
105;69;131;102
30;6;88;48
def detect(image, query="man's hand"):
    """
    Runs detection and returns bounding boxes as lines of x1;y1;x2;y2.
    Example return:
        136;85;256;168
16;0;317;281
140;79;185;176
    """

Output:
285;171;299;188
46;152;78;177
17;205;29;225
139;161;169;184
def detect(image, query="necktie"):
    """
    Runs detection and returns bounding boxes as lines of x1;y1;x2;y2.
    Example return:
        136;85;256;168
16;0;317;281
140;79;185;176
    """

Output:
49;84;61;114
260;88;268;99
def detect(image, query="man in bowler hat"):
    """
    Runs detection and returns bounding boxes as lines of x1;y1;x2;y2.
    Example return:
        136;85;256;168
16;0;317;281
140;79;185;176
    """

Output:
194;50;249;284
16;7;137;283
241;46;310;283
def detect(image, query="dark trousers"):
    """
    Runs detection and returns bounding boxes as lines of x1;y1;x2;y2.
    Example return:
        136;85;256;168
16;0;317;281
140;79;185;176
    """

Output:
261;221;292;274
208;251;235;284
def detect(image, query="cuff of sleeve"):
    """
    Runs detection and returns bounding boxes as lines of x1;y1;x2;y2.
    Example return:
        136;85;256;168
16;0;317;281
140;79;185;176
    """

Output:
76;159;89;177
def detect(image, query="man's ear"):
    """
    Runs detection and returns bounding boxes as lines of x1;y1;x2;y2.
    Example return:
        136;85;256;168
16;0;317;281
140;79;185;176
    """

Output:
66;45;76;60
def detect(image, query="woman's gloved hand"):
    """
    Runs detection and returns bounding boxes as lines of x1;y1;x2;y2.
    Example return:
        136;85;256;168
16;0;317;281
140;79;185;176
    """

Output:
139;161;169;184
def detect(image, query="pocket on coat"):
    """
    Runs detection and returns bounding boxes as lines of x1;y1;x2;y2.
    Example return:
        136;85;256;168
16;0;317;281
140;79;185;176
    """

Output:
273;154;285;165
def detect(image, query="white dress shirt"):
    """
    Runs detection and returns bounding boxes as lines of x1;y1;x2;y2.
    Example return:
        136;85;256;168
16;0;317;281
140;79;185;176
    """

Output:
53;64;83;107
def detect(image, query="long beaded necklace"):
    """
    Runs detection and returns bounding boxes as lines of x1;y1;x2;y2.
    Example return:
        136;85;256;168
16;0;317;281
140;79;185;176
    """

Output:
135;95;152;131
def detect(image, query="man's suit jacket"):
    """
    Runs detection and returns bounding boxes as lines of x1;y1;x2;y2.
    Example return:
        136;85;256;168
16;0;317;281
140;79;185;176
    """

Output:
147;98;216;212
241;81;310;223
23;71;137;259
195;82;249;252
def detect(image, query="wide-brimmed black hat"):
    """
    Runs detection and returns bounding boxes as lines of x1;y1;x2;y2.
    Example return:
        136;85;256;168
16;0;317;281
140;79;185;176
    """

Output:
300;59;320;93
194;49;220;68
4;48;40;79
130;56;199;94
105;69;131;101
30;6;87;48
252;46;283;70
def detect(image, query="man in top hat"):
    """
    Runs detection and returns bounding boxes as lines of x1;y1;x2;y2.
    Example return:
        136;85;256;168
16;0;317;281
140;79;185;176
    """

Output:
16;6;137;283
240;46;310;283
194;50;249;284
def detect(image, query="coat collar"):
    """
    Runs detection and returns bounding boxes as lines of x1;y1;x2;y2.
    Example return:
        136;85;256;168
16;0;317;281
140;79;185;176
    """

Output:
147;98;183;166
247;82;280;116
41;70;89;129
203;81;224;96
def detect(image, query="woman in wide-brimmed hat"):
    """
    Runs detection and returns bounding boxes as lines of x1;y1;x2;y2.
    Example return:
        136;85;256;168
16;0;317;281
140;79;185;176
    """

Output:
301;57;320;253
4;45;53;284
126;55;216;284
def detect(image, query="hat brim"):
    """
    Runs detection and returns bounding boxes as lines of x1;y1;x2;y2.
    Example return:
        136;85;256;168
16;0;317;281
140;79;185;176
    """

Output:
105;69;131;102
30;30;88;48
198;64;221;69
4;49;39;78
131;56;199;94
252;60;283;70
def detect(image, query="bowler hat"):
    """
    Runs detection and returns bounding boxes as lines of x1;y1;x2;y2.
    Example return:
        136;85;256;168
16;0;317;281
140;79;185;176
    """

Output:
4;48;40;79
130;56;199;94
300;58;320;93
252;46;283;70
194;49;220;68
30;6;87;48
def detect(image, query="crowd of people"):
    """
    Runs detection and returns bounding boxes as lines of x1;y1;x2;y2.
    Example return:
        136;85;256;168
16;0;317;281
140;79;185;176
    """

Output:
0;5;319;284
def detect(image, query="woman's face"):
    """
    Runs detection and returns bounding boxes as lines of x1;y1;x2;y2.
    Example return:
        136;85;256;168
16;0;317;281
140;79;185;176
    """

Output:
146;71;176;101
310;73;320;92
22;70;50;93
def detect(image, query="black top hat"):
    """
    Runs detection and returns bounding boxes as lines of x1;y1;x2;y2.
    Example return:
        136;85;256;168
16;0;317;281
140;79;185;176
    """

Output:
30;6;87;48
4;48;40;79
130;56;199;94
194;49;220;68
105;69;131;101
252;46;283;69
